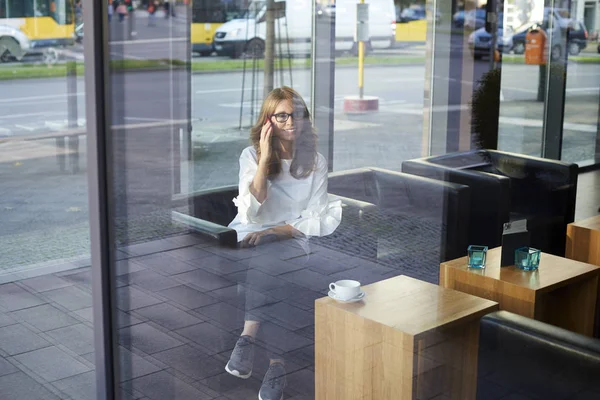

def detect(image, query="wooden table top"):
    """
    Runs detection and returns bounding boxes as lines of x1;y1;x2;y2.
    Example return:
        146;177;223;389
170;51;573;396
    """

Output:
441;247;600;293
569;215;600;231
315;275;497;336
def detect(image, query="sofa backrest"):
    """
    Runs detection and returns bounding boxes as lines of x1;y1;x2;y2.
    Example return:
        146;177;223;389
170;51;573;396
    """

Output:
478;311;600;399
191;185;239;227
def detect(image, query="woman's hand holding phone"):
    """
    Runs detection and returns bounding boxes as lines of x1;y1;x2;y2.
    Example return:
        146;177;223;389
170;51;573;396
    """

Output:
259;118;273;165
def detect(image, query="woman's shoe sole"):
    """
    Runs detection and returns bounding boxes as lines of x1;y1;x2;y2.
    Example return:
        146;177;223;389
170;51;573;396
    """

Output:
225;363;252;379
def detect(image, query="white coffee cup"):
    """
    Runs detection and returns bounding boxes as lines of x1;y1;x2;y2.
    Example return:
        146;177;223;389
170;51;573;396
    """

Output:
329;280;361;300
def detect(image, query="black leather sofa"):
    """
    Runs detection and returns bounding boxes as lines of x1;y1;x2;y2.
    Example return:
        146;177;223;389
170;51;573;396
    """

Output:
402;150;578;256
477;311;600;399
173;184;377;250
325;167;471;274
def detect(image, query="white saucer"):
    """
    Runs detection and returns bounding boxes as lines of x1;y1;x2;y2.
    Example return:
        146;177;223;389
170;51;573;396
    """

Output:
328;290;366;303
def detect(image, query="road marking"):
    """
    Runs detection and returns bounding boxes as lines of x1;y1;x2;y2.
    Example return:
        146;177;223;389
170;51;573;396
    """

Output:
110;52;145;60
195;88;243;94
14;124;38;131
0;112;62;120
499;116;596;133
0;93;84;103
502;86;537;94
124;116;167;122
110;37;188;45
566;87;600;93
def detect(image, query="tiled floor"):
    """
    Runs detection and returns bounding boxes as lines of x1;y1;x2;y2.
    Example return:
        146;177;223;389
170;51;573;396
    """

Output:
0;231;394;400
0;170;598;400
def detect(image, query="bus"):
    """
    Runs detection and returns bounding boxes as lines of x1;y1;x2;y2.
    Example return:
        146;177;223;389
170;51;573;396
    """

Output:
0;0;75;61
191;0;241;56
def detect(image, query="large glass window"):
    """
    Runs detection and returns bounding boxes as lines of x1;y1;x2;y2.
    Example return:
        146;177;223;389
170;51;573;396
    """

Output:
3;0;599;398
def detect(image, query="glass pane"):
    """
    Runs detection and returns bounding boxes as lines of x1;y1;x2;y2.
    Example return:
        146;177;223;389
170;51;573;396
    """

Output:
560;17;600;163
0;0;93;397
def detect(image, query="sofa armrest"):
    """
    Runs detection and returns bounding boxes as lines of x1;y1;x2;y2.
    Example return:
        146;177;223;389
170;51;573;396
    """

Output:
172;211;238;248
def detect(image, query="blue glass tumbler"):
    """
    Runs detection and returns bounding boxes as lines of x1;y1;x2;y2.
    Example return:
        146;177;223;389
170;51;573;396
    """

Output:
468;245;488;269
515;247;541;271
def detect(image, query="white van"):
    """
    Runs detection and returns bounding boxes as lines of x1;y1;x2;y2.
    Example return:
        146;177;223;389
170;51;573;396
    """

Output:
213;0;396;58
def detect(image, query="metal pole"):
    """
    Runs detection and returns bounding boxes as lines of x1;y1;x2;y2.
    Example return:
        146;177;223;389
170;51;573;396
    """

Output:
264;0;275;96
277;17;284;86
358;0;365;99
67;58;80;173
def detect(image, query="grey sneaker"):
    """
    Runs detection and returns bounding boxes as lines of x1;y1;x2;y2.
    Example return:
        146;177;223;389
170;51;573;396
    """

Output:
258;362;286;400
225;335;254;379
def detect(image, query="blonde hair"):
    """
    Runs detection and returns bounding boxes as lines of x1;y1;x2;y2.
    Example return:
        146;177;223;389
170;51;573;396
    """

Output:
250;86;317;180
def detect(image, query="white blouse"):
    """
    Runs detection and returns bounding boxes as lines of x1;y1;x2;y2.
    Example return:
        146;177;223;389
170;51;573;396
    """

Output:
228;146;342;242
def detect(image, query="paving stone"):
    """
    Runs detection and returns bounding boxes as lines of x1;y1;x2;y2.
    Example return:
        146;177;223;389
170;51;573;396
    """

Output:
279;269;330;292
134;303;203;330
265;284;323;311
61;269;93;290
126;370;214;400
0;324;51;355
225;269;287;292
158;285;219;309
0;357;18;377
173;268;234;292
253;302;314;330
153;345;223;380
13;346;91;382
162;246;212;262
195;302;246;331
0;371;60;399
174;323;238;355
188;255;248;275
0;313;17;328
20;275;73;293
118;346;162;382
43;286;92;311
46;324;94;355
240;254;306;276
253;322;312;354
285;368;315;397
115;260;147;276
0;283;46;311
202;245;266;261
11;304;79;332
116;286;163;311
209;285;277;310
132;253;197;276
293;253;358;275
121;238;185;257
119;323;183;355
203;372;262;399
53;371;96;400
120;270;180;292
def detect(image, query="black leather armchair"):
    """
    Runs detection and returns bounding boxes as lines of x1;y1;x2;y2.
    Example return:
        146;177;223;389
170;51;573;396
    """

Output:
326;167;471;274
402;150;578;256
477;311;600;399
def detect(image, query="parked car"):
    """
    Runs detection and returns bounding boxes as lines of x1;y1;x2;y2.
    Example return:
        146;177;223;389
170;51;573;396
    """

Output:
464;8;486;30
452;10;465;27
511;20;587;57
398;5;440;23
468;14;512;59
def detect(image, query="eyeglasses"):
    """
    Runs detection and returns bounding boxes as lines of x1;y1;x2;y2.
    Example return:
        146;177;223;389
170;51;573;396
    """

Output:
273;113;302;124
